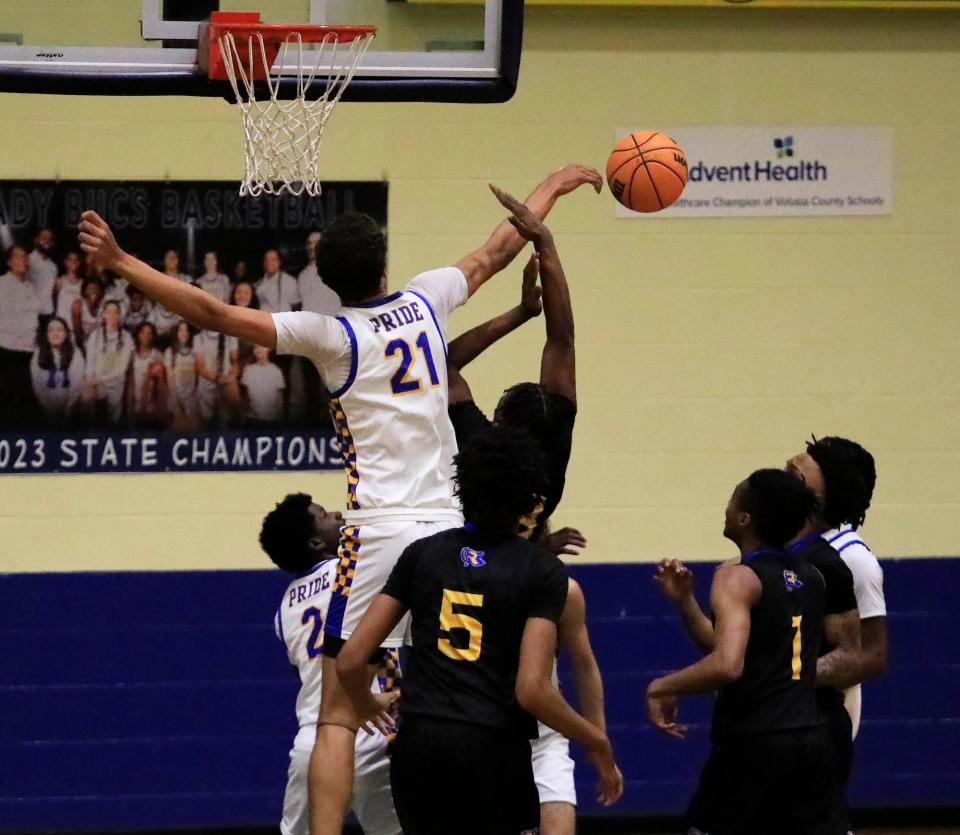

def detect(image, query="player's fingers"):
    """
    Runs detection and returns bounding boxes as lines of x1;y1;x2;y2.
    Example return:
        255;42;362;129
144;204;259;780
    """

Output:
522;253;538;281
79;210;106;228
358;721;376;736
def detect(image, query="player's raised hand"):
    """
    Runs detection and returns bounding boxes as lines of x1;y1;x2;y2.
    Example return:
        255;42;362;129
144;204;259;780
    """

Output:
547;163;603;196
646;684;688;740
543;526;587;556
489;184;551;247
654;558;694;603
78;211;125;271
357;690;399;737
520;254;543;318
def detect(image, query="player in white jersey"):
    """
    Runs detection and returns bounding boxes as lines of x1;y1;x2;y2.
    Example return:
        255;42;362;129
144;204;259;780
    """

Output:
802;436;888;739
78;162;603;835
260;493;401;835
532;576;608;835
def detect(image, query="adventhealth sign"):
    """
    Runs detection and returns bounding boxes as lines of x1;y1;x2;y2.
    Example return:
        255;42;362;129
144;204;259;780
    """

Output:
615;127;892;218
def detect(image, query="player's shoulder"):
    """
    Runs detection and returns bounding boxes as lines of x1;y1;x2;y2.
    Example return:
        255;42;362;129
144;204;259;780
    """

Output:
823;526;882;575
279;557;337;600
404;266;467;291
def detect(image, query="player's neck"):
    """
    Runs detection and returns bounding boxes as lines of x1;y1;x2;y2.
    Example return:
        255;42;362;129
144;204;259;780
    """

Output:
737;532;770;559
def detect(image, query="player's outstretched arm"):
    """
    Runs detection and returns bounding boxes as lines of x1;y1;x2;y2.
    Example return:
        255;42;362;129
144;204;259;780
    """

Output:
516;617;623;807
78;211;277;348
490;185;576;404
653;559;716;654
455;164;602;298
646;565;760;738
447;254;542;373
336;593;406;734
558;579;606;733
816;607;863;690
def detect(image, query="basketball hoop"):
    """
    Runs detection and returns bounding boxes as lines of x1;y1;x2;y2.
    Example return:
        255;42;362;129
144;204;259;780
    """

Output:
205;12;376;197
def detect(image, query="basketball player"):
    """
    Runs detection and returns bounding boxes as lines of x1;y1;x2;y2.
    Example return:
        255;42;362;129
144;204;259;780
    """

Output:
447;186;577;544
78;162;603;835
647;469;844;835
337;426;622;835
260;493;401;835
445;189;591;832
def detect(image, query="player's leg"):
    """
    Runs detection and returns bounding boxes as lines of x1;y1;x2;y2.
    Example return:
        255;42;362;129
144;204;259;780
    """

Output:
532;725;577;835
308;655;378;835
351;731;401;835
281;744;312;835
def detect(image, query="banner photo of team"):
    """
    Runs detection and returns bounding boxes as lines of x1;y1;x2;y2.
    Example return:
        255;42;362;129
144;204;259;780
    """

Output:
0;180;388;474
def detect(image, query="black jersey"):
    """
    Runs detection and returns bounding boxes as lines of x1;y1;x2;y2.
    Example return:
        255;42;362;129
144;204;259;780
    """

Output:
712;548;827;739
382;526;568;737
789;531;858;715
448;392;576;540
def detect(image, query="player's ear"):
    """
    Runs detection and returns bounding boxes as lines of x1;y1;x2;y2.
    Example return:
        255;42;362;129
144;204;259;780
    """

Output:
307;535;325;555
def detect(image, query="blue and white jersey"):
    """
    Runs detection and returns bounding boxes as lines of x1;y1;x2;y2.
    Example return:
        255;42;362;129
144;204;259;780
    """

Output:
823;523;886;737
823;524;886;620
272;268;468;522
275;559;401;751
275;559;339;737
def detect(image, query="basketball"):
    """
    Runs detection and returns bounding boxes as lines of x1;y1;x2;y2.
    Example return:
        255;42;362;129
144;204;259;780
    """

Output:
606;131;688;212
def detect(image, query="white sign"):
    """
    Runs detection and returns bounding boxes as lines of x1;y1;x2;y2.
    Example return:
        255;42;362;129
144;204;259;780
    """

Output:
614;126;892;218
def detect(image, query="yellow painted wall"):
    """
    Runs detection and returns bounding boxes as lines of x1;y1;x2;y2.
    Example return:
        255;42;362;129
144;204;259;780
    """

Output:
1;7;958;571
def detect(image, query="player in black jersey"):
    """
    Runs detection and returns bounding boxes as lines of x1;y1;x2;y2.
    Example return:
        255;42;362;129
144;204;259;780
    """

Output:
647;469;844;835
446;187;583;549
337;426;622;835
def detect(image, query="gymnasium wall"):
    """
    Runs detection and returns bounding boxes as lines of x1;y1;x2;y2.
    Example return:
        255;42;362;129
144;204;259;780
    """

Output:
2;5;959;831
1;6;959;570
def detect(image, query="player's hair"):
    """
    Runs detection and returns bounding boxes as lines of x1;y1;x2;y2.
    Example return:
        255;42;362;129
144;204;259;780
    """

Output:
259;492;319;574
454;425;549;538
316;212;386;304
739;468;818;548
36;316;75;373
496;382;565;452
805;435;876;530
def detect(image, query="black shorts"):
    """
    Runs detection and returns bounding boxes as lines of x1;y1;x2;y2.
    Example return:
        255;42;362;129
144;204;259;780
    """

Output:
390;715;540;835
685;725;844;835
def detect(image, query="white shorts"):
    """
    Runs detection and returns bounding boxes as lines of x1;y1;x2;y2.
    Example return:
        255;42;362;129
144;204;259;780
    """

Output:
531;722;577;806
325;518;459;648
280;730;401;835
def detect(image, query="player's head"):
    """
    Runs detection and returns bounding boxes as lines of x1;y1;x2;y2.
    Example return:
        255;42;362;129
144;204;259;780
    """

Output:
316;212;386;305
126;284;146;311
135;321;157;349
454;425;549;538
63;250;81;275
174;320;193;348
724;468;818;549
34;227;54;253
230;280;258;309
102;300;122;329
163;249;180;273
6;245;28;278
786;435;876;530
494;382;563;449
259;492;344;574
263;248;282;275
203;251;219;274
44;316;69;349
253;344;271;363
81;278;104;304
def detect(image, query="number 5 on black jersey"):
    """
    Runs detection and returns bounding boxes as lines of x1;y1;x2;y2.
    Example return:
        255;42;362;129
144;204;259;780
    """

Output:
437;589;484;662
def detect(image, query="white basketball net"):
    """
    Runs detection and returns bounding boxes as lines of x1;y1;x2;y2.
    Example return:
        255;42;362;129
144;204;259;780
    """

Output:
219;30;374;197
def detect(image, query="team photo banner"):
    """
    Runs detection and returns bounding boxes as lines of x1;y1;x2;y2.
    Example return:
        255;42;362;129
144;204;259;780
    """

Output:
614;126;893;218
0;179;387;474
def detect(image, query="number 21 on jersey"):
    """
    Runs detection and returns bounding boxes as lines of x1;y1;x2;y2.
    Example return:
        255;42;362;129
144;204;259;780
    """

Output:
385;331;440;396
437;589;483;662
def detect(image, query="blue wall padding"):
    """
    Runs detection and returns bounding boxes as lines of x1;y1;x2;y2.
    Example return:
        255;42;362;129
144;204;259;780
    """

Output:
1;558;956;831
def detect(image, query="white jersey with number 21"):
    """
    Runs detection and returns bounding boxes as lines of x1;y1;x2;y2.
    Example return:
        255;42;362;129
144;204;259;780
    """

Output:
272;268;468;521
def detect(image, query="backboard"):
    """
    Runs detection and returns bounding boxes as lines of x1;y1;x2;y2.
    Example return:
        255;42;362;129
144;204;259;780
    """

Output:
0;0;522;102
